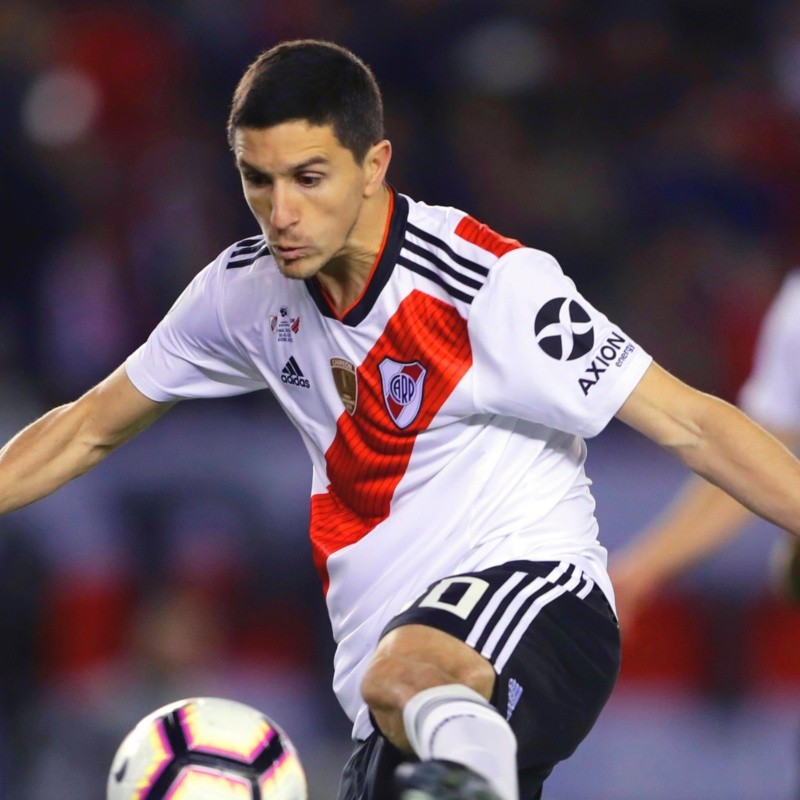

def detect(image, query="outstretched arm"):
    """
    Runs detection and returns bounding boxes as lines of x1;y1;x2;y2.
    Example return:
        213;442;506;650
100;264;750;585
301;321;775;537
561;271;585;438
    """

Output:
0;365;174;515
610;426;798;625
613;363;800;621
616;363;800;533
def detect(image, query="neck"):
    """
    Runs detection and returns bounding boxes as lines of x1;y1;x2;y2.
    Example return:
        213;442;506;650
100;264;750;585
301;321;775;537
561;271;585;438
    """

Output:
316;185;392;315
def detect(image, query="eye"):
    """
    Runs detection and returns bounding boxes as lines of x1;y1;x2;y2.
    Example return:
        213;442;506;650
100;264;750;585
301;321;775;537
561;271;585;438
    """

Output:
243;172;271;188
297;172;323;188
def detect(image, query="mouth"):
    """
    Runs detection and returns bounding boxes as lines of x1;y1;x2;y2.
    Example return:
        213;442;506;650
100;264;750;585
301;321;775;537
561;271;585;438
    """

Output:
271;244;311;262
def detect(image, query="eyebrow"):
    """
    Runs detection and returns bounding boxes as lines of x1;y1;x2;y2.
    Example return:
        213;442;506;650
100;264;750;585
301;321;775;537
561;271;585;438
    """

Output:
237;155;330;179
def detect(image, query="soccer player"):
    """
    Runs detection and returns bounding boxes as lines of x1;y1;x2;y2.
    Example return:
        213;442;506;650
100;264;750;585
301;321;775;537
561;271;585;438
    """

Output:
611;268;800;628
3;40;800;800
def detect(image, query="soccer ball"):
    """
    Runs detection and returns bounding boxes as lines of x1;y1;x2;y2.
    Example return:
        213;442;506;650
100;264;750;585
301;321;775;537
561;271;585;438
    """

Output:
107;697;307;800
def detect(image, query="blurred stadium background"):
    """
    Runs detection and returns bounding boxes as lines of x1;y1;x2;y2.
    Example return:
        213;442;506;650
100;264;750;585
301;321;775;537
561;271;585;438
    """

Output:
2;1;800;798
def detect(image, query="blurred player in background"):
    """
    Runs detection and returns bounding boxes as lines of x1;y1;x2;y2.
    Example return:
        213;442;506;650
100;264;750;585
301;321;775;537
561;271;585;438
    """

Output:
611;268;800;626
3;39;800;800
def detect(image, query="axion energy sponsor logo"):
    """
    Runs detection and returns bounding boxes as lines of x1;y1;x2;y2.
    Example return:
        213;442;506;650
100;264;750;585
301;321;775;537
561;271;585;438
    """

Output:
578;332;634;395
534;297;594;361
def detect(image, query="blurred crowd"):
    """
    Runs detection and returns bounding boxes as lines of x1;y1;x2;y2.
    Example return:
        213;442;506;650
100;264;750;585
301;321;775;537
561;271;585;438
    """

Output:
3;1;800;798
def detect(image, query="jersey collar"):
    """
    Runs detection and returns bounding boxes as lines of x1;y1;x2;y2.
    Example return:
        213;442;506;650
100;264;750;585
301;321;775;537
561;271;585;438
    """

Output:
304;185;409;326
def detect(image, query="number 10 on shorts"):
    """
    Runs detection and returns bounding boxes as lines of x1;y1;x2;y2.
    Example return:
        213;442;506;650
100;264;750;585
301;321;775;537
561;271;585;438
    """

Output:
419;577;490;619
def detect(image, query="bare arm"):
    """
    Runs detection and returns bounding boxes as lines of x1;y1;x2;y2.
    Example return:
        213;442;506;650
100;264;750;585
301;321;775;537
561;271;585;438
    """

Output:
0;365;174;515
610;429;799;620
612;363;800;623
616;363;800;533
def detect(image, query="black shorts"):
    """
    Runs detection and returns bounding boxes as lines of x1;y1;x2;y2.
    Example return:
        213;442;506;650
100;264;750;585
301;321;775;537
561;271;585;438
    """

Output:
337;560;620;800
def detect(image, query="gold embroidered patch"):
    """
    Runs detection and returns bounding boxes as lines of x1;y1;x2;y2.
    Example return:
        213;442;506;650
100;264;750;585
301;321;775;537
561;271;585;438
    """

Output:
330;357;358;415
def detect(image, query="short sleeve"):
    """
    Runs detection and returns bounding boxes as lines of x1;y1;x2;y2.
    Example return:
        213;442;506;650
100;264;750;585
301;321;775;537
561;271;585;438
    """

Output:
125;260;266;401
469;248;652;437
737;271;800;430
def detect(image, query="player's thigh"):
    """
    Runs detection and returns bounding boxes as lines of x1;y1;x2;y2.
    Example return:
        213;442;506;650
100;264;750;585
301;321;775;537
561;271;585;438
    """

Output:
382;560;621;773
366;621;496;702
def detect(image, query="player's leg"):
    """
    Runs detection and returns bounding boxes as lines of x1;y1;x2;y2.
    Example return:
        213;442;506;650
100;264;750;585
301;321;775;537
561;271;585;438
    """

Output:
361;622;496;747
354;560;620;800
362;622;515;799
337;728;505;800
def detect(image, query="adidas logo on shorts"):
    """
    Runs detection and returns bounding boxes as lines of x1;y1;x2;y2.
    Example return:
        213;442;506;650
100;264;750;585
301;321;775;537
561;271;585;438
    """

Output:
281;356;310;388
506;677;523;720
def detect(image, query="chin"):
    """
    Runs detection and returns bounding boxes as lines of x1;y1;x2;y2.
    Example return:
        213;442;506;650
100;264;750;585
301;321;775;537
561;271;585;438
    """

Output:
277;257;322;281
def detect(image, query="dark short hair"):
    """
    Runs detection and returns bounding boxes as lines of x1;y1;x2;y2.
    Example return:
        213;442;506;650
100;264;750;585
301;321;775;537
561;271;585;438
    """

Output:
227;39;384;162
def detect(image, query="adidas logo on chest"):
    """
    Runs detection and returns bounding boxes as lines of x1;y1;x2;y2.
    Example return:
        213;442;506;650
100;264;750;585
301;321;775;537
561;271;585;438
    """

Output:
281;356;310;388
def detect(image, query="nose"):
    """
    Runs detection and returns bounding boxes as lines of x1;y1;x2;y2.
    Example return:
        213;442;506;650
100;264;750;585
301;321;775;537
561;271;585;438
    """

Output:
270;182;299;232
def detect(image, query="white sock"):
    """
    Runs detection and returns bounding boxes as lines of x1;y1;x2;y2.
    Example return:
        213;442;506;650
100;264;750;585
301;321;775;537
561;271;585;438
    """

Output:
402;684;519;800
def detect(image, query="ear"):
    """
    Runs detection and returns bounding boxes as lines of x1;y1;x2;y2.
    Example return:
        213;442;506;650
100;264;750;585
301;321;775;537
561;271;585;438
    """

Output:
363;139;392;197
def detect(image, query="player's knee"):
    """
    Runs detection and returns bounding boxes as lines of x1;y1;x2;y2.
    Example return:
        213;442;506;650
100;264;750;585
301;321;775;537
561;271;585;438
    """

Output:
361;651;492;715
360;654;423;714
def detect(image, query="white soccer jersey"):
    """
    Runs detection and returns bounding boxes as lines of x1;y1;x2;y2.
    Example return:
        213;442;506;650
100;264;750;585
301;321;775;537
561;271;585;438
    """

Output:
738;269;800;431
125;188;652;739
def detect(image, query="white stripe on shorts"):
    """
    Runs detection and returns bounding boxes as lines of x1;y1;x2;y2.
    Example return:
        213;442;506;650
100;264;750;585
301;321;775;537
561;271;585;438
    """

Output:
577;576;594;599
493;565;584;672
464;571;528;649
475;561;573;659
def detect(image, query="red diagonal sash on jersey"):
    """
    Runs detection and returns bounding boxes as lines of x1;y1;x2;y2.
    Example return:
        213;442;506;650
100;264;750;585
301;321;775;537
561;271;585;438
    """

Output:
310;290;471;593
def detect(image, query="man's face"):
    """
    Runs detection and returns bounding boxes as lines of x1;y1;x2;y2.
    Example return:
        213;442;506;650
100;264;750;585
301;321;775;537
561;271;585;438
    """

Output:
233;121;371;280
